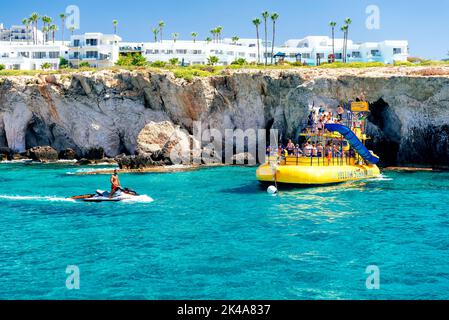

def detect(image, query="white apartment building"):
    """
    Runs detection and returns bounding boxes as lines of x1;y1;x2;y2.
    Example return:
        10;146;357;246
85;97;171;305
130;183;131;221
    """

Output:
0;23;44;44
0;41;68;70
278;36;408;65
0;26;409;70
141;38;261;66
68;33;121;68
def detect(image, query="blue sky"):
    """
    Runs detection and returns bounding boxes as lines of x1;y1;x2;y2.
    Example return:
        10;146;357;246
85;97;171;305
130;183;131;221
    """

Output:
1;0;448;59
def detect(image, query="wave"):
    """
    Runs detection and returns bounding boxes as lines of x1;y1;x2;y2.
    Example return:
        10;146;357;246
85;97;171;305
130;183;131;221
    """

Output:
370;174;393;181
121;195;155;204
0;195;76;202
66;167;115;175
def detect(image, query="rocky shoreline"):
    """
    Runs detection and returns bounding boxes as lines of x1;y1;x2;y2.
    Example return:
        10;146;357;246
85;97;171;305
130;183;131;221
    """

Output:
1;67;449;167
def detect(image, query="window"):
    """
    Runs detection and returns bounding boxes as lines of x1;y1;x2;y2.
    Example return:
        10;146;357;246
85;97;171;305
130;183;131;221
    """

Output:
238;52;245;57
32;52;46;59
227;51;234;55
249;53;256;58
351;52;361;58
393;48;402;54
176;49;187;54
73;39;80;47
335;53;343;59
86;51;98;59
86;39;98;46
302;53;311;59
166;50;173;54
19;52;29;58
371;50;381;57
316;53;324;59
49;52;59;59
192;50;202;54
73;52;80;59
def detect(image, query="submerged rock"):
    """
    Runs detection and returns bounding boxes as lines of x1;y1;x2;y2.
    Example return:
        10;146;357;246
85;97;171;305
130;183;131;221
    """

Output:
26;146;59;162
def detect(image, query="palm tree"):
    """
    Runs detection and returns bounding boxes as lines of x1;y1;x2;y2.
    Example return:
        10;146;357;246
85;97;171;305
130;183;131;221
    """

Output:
216;26;223;43
252;18;261;64
205;37;212;44
191;32;198;43
113;20;118;35
210;29;217;43
270;13;279;64
344;18;352;62
152;28;159;42
341;25;348;63
41;16;52;43
172;32;179;43
158;21;165;42
22;18;30;44
231;36;239;44
60;13;66;45
262;11;270;65
329;21;337;60
49;25;58;44
42;26;49;44
29;12;39;45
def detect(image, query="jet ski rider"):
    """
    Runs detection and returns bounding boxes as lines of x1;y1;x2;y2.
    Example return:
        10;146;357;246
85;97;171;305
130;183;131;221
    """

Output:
109;169;121;198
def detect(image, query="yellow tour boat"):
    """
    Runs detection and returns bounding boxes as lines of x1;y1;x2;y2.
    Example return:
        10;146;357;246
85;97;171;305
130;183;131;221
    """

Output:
256;102;381;186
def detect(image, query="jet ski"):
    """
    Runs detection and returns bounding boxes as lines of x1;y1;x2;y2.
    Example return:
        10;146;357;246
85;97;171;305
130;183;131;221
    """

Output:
71;187;139;202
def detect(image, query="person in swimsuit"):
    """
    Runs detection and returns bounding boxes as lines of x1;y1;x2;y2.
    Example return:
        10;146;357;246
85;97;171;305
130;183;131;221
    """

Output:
109;169;121;198
286;139;295;155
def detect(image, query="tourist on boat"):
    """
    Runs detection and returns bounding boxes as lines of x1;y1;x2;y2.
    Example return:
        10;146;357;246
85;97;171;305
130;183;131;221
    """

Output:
317;119;324;135
333;144;341;158
295;144;303;157
325;145;333;165
317;143;324;157
109;169;121;199
312;144;318;157
286;139;295;155
337;105;345;122
303;142;313;157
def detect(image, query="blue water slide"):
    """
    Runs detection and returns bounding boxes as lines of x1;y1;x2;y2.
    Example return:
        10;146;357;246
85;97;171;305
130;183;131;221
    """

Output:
325;124;380;165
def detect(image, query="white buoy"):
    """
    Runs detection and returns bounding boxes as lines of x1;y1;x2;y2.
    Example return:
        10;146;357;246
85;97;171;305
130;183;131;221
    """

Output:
267;185;278;195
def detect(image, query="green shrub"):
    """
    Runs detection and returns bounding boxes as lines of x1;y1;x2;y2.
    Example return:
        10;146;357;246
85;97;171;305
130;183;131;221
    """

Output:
0;64;5;71
150;60;167;68
41;62;52;70
394;61;414;67
78;62;90;68
173;68;210;81
319;61;386;68
207;56;219;66
59;57;69;68
231;58;247;66
169;58;179;66
116;53;147;67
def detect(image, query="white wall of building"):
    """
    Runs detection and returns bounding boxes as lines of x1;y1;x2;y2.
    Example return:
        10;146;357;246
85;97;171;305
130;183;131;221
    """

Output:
68;33;121;68
0;41;68;70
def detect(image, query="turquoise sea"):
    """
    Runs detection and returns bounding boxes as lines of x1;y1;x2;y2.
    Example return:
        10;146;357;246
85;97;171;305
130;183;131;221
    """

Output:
0;162;448;300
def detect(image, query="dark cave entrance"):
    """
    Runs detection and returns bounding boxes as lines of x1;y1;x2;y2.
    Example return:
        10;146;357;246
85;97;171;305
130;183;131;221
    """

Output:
366;98;400;167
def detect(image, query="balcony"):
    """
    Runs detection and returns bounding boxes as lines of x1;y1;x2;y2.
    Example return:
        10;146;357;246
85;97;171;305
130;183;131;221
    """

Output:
68;54;109;61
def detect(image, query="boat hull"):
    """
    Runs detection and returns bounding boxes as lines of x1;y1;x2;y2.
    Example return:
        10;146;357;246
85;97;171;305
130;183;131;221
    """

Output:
256;162;381;186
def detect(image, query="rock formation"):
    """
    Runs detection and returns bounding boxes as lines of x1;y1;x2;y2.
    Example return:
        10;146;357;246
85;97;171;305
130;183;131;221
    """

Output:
1;67;449;167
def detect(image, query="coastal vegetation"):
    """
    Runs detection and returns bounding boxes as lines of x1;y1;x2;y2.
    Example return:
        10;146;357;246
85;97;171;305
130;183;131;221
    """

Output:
1;60;448;79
